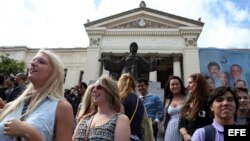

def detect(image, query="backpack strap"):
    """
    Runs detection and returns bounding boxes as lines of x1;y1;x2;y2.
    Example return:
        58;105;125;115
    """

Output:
204;125;216;141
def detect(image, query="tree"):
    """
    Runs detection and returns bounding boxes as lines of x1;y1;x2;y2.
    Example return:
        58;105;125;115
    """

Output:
0;53;26;76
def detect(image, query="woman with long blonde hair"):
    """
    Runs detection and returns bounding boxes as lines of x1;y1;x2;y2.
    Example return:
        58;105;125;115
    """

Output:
118;73;144;141
73;75;130;141
0;50;74;141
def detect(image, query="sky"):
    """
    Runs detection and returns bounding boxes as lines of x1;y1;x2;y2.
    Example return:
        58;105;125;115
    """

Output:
0;0;249;49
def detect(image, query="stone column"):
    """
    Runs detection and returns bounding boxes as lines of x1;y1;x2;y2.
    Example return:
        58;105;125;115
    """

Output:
173;53;182;77
149;71;157;82
83;47;101;83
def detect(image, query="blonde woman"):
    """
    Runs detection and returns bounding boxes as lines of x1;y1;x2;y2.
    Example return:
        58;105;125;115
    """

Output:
0;50;74;141
73;75;130;141
118;73;144;141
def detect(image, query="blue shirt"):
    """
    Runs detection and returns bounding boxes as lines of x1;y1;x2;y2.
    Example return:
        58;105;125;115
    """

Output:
0;97;59;141
192;119;224;141
140;93;164;122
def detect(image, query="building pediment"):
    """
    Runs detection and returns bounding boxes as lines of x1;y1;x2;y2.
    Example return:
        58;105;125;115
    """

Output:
84;2;203;29
110;18;176;29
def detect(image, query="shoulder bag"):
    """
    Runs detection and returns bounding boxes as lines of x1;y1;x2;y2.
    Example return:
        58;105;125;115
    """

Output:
141;106;155;141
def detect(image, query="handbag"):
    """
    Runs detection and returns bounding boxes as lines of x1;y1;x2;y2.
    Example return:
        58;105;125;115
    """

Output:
141;107;155;141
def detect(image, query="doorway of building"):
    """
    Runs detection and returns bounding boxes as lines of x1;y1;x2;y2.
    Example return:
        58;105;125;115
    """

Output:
157;57;173;88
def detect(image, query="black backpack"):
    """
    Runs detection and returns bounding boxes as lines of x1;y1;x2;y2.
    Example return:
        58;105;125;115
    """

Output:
204;125;216;141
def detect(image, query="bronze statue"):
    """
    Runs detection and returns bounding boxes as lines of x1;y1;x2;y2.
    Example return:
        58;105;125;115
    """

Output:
99;42;161;80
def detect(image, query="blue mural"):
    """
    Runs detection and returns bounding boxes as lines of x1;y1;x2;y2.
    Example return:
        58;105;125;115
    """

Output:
199;48;250;90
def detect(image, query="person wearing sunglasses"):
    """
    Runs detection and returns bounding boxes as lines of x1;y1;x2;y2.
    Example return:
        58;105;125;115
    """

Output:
73;75;130;141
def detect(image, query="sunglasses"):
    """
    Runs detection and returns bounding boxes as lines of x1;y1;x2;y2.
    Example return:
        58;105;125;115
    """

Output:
92;84;105;91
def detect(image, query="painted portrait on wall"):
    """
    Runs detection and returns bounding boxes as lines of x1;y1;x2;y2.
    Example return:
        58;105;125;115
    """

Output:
199;48;250;90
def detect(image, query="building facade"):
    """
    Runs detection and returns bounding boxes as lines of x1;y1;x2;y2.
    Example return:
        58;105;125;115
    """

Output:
0;1;203;89
83;1;203;87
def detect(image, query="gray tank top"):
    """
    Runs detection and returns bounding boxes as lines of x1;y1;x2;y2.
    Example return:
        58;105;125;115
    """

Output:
74;113;119;141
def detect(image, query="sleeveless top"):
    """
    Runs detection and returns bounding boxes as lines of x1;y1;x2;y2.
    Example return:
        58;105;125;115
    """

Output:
0;97;59;141
123;93;144;139
74;113;119;141
164;105;183;141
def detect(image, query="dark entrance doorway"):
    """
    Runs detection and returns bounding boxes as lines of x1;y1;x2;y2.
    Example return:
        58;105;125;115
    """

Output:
157;57;173;88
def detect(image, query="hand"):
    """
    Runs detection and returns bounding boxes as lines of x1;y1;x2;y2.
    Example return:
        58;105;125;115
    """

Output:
183;133;191;141
3;119;26;137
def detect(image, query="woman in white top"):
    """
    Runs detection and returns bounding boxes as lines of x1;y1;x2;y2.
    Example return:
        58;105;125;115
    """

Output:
163;76;186;141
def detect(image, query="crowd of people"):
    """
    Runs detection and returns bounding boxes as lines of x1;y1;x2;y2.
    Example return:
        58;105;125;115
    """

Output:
0;49;250;141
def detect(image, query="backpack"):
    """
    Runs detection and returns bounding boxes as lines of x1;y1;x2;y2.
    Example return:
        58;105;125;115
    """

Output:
204;125;216;141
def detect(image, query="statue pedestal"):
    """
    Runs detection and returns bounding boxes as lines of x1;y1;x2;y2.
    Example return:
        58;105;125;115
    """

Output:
148;81;164;100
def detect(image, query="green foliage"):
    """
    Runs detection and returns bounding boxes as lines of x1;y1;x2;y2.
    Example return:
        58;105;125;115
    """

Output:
0;54;26;76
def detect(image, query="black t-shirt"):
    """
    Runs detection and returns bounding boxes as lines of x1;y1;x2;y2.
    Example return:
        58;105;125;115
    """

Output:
179;101;213;136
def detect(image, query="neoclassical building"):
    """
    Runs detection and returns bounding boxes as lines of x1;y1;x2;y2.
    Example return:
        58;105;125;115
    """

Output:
83;1;202;87
0;1;203;89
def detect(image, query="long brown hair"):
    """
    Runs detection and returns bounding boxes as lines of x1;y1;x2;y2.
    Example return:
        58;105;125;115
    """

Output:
181;73;209;119
164;75;186;106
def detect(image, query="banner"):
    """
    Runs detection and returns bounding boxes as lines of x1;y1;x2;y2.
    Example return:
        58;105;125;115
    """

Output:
199;48;250;90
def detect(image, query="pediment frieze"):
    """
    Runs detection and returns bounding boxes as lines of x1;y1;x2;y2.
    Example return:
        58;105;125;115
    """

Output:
111;18;175;29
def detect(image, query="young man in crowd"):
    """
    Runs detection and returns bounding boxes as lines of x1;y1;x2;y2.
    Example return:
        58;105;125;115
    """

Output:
136;77;164;140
